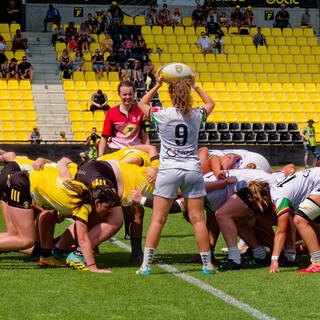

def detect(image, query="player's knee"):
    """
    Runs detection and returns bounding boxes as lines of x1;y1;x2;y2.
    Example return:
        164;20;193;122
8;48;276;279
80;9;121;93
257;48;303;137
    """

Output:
296;198;320;225
188;211;205;225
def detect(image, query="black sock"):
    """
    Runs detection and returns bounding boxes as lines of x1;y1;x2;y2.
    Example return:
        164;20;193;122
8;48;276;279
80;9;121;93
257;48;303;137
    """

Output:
130;238;142;257
40;248;52;258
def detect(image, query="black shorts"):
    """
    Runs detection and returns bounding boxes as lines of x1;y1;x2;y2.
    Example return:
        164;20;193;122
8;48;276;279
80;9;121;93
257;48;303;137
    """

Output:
6;171;32;209
236;187;255;212
0;162;21;202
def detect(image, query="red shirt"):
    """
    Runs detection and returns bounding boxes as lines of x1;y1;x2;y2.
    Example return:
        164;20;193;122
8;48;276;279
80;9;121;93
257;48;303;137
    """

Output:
102;104;145;149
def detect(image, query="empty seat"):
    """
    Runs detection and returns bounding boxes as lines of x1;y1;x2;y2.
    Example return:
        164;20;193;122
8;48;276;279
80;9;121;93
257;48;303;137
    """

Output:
208;132;220;143
229;123;241;132
268;132;280;144
245;132;256;143
220;132;232;143
198;132;208;143
232;132;244;143
253;123;264;132
276;123;288;132
256;132;268;144
264;123;276;132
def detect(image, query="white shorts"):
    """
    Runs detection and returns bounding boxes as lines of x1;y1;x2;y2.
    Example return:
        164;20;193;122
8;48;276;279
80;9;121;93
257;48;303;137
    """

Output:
153;168;206;199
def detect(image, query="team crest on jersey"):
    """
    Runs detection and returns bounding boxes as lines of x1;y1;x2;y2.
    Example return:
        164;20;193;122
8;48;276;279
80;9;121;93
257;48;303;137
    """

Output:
23;201;29;209
123;124;137;136
175;65;182;73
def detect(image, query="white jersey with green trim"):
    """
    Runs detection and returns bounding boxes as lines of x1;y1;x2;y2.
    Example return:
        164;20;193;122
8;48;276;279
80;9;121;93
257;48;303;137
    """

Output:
150;106;206;171
226;169;284;185
270;168;320;209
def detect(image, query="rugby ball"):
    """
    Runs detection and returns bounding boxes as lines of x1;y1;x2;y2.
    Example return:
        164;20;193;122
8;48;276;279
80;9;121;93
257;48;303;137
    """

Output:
160;63;192;82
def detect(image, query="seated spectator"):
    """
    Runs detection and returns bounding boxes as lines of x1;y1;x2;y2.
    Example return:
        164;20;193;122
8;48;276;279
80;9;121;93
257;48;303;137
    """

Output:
108;1;131;24
98;16;108;35
52;22;66;45
68;35;78;52
105;50;120;74
95;9;105;23
230;5;243;28
101;33;113;54
43;4;61;32
85;13;99;33
212;35;224;54
0;33;7;52
78;23;90;53
120;62;132;81
301;8;312;28
219;12;229;28
132;60;143;83
134;34;147;57
196;32;213;54
0;58;9;79
156;47;162;56
92;49;105;79
143;59;155;89
18;56;34;82
158;4;170;26
146;4;158;26
65;22;78;43
28;126;42;145
172;8;182;26
243;6;255;26
59;49;72;74
274;4;289;29
6;58;19;80
58;131;67;144
72;50;85;72
192;4;206;26
12;29;31;56
123;35;133;57
253;27;267;48
80;127;101;161
90;89;110;112
7;0;20;25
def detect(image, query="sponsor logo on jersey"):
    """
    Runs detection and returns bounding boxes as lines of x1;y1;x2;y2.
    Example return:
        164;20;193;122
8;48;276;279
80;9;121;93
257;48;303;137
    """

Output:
123;124;137;136
23;201;30;209
166;147;194;157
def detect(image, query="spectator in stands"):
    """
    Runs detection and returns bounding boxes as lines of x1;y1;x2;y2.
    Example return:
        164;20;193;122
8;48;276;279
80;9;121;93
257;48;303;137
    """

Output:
68;35;78;52
43;4;61;32
146;4;158;26
123;35;133;57
28;126;42;145
156;47;162;56
143;59;155;89
207;9;223;36
158;4;170;26
85;13;99;33
0;49;6;65
253;27;267;48
72;50;85;72
192;4;206;27
7;0;20;25
301;119;317;167
6;58;19;80
196;32;213;54
101;33;113;54
59;49;72;73
212;35;224;54
0;33;7;52
230;5;243;28
301;8;312;28
12;30;31;56
90;89;110;112
58;131;67;144
120;61;132;81
0;58;9;79
95;9;105;23
134;34;147;58
243;6;255;27
51;23;66;45
78;22;91;53
172;8;182;26
92;49;105;79
109;1;131;24
274;4;289;29
65;22;78;43
132;60;143;83
219;12;229;28
105;50;120;74
80;127;101;161
18;56;34;82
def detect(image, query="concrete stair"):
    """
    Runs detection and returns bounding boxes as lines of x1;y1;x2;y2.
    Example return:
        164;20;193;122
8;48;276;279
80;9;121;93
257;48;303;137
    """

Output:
25;32;73;141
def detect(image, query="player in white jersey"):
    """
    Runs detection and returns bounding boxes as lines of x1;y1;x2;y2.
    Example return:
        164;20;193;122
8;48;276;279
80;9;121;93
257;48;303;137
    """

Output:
269;167;320;273
136;67;215;275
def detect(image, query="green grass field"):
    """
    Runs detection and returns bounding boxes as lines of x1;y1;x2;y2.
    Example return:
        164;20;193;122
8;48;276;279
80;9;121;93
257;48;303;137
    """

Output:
0;206;319;320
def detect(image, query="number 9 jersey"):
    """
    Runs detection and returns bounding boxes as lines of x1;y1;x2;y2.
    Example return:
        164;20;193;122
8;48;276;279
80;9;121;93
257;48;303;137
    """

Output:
149;106;206;171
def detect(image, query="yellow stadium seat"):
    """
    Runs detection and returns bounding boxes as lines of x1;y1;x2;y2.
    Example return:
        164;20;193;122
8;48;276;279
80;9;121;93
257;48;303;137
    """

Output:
25;121;37;132
264;63;275;73
193;53;204;63
267;46;278;55
185;27;195;36
271;55;282;64
79;101;89;111
56;42;66;52
307;37;318;46
187;35;198;45
176;35;187;45
286;37;296;46
82;111;94;122
213;82;224;92
181;53;193;64
292;28;303;37
195;27;206;36
291;103;302;112
259;112;271;122
259;28;270;36
200;73;212;82
25;111;36;121
73;72;85;81
297;64;308;74
272;28;282;36
65;91;77;101
241;63;252;73
77;91;89;101
70;111;81;122
211;73;222;82
9;23;20;33
108;72;119;82
72;121;83;132
178;44;189;54
275;64;286;74
247;112;260;122
274;92;287;102
278;74;290;83
289;46;300;55
222;73;234;82
68;101;79;111
123;16;134;25
312;47;320;55
279;102;291;112
234;102;245;112
305;83;316;93
227;54;238;63
305;55;315;64
309;64;319;74
252;92;264;101
9;90;21;100
245;46;256;55
234;73;245;82
247;83;258;92
197;63;208;73
237;112;248;122
21;91;33;100
256;102;268;112
74;81;87;91
166;35;177;44
0;80;7;90
204;55;215;64
7;80;19;90
286;64;297;73
217;92;229;101
302;103;314;112
225;45;235;55
0;100;10;110
141;26;151;35
224;111;236;122
235;46;245;54
302;74;313;83
160;53;171;63
93;111;106;122
19;80;31;91
310;93;320;102
231;36;242;46
135;16;145;26
1;121;14;131
182;17;192;26
230;64;241;73
296;37;307;46
278;46;289;55
291;74;301;83
260;83;271;92
256;73;268;83
14;121;26;131
220;102;232;111
171;53;182;61
282;83;293;92
286;92;297;102
84;121;96;132
268;102;279;112
314;75;320;84
173;26;184;36
225;83;236;92
23;100;34;110
155;35;165;45
248;54;259;64
15;132;28;143
306;112;318;121
86;81;98;92
245;73;256;83
264;93;275;102
216;54;227;63
229;92;241;101
241;92;252;102
238;54;249;64
282;54;293;64
271;112;283;122
73;132;86;141
219;63;230;73
0;90;8;100
256;46;267;55
3;132;16;141
297;93;309;102
163;26;174;35
260;55;271;64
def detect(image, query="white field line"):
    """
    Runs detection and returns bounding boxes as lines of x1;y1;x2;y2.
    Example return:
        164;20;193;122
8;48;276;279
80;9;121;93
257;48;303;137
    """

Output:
108;237;276;320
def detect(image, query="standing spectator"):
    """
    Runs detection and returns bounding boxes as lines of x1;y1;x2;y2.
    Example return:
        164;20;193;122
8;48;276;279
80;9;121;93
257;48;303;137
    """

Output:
72;50;85;72
12;30;31;56
59;49;72;76
212;35;224;54
219;12;229;28
65;22;78;43
274;4;289;29
202;0;216;16
91;49;105;79
18;56;34;82
51;23;66;45
6;58;19;80
192;4;206;27
7;0;20;25
120;62;132;81
85;13;99;33
253;27;267;48
243;6;255;27
207;9;223;36
230;5;243;27
158;4;170;26
300;119;317;167
132;60;143;83
90;89;110;112
146;4;158;26
301;8;312;28
43;4;61;32
58;131;67;144
105;50;120;74
196;32;213;54
101;33;113;54
109;1;131;24
28;126;42;144
68;35;78;52
172;8;182;26
80;127;101;161
78;23;90;53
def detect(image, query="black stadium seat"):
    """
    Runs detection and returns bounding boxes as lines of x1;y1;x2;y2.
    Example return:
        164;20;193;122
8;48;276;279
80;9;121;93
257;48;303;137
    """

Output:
245;132;256;143
199;122;205;132
276;123;288;132
268;132;280;144
256;132;268;144
288;123;299;133
252;123;264;132
208;132;220;143
241;123;252;132
198;132;208;143
205;122;216;132
280;132;292;144
217;122;229;132
292;132;303;144
220;132;232;143
232;132;244;143
264;123;276;132
229;123;241;132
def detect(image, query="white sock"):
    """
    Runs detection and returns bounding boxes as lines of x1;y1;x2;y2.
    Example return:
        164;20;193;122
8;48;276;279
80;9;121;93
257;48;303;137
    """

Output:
310;250;320;263
142;247;155;268
284;249;296;262
252;246;266;260
200;251;211;265
238;239;247;247
228;247;241;264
